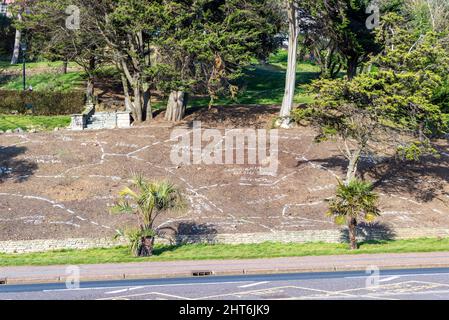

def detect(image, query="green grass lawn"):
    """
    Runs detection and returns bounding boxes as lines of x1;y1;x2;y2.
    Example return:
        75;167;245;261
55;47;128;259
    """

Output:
0;114;71;131
190;64;318;106
0;60;78;71
1;238;449;267
187;52;320;108
0;72;84;92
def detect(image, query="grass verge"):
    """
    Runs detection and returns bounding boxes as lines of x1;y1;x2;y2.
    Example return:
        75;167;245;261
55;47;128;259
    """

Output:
0;114;71;131
1;238;449;267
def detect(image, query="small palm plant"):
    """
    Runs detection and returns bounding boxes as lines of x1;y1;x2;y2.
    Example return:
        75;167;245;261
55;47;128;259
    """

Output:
327;179;380;250
112;175;184;257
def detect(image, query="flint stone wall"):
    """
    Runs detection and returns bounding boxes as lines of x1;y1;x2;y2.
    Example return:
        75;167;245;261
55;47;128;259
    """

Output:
1;228;449;253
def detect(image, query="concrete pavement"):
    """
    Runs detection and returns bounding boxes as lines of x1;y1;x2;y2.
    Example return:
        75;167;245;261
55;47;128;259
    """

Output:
3;251;449;284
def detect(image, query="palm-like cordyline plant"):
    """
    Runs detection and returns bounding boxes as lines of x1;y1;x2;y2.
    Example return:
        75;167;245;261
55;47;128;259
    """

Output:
327;179;380;250
112;175;184;256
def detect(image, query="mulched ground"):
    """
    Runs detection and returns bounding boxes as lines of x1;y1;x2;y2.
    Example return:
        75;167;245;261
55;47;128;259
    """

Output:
1;105;448;241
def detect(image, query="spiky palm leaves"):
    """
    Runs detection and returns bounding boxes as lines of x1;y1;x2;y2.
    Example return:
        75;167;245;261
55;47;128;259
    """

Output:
327;179;380;250
112;175;184;256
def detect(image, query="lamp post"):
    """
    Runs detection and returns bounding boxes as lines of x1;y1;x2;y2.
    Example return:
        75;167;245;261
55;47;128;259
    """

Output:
20;41;27;91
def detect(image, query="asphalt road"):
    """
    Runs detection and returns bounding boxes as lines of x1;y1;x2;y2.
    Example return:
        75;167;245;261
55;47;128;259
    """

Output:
2;268;449;300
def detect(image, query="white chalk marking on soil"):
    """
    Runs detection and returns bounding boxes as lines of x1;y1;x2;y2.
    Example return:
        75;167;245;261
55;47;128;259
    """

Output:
257;171;298;187
308;184;335;192
283;201;323;212
50;221;81;228
23;195;56;204
238;218;275;233
88;175;122;181
247;194;288;205
0;193;113;230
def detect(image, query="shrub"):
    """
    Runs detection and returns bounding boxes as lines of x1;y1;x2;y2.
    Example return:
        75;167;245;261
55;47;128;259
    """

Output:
0;90;85;115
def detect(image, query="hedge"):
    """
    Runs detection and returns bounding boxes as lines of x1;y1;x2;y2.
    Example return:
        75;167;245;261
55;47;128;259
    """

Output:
0;90;85;116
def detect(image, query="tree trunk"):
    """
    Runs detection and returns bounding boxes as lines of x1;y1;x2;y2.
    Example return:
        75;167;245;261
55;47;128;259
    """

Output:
85;57;95;104
330;61;342;79
165;91;187;122
10;14;22;65
418;122;425;141
346;147;362;184
86;77;94;104
137;236;155;257
61;60;68;74
143;84;152;121
121;74;132;113
117;58;145;122
347;56;358;80
348;218;358;250
132;85;143;122
279;1;299;128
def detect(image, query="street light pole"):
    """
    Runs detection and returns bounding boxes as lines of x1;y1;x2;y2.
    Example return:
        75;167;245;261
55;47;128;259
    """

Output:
20;42;27;91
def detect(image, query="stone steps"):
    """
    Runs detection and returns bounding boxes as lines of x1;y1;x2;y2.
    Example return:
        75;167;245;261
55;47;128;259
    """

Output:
86;112;117;130
71;108;131;131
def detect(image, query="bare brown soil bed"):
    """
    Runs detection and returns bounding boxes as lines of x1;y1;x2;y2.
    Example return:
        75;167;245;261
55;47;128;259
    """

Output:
1;105;449;241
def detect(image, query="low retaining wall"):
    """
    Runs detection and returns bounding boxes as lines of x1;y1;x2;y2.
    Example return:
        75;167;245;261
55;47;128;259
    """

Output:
70;103;95;131
0;238;128;254
2;228;449;253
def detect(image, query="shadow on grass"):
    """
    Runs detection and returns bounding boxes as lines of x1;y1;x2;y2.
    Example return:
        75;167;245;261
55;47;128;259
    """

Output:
0;74;17;86
152;244;184;256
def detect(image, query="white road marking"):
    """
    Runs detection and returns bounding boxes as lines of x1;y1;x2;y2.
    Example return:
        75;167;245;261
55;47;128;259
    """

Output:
238;281;269;288
195;285;359;300
345;272;449;280
379;276;401;282
41;280;248;292
105;286;144;295
98;291;190;300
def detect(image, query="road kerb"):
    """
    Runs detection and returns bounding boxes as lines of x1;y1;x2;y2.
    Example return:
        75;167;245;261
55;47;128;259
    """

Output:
5;261;449;285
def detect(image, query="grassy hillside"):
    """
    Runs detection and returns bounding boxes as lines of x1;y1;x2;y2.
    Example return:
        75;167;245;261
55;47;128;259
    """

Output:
187;50;320;107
